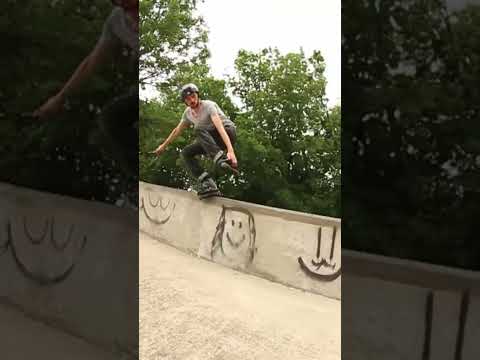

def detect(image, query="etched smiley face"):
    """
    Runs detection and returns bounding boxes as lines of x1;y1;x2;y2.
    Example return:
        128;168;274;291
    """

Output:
298;226;341;281
5;216;87;285
140;192;176;225
211;206;256;266
225;217;247;248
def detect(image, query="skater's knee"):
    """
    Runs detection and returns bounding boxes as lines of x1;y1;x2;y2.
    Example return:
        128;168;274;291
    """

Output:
180;147;188;159
181;146;195;159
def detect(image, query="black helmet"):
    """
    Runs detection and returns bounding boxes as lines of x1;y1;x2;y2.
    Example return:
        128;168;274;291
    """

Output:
180;83;199;102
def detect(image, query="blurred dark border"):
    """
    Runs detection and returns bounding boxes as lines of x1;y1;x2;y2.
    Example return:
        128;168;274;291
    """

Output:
342;1;480;359
1;2;139;359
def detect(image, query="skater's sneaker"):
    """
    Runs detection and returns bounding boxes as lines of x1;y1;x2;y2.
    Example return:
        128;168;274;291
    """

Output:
197;172;220;195
198;190;221;200
213;151;239;175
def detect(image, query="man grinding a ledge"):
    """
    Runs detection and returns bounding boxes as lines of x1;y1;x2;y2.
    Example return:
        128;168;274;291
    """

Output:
153;83;238;198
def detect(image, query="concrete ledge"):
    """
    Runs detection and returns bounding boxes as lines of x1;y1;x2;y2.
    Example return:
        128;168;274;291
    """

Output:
342;250;479;360
139;182;342;300
343;249;480;294
0;183;138;354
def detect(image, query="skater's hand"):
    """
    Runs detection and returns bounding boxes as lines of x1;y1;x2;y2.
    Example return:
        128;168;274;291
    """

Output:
227;150;238;168
152;144;166;156
33;94;64;119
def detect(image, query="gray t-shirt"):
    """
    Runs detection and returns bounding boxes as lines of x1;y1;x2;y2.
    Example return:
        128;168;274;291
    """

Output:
99;7;139;56
180;100;235;131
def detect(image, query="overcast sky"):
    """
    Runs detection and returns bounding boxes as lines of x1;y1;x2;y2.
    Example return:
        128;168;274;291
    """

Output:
142;1;341;107
197;0;341;107
141;1;477;103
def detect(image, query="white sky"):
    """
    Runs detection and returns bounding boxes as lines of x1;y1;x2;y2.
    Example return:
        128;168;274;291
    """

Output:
198;0;341;107
142;1;476;105
142;0;341;107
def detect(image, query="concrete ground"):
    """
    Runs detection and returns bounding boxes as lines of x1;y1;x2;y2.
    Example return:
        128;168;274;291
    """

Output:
140;233;341;360
0;302;119;360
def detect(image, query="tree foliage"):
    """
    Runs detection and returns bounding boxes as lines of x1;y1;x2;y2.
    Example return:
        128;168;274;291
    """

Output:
139;0;208;87
141;47;340;217
1;1;136;203
343;0;480;269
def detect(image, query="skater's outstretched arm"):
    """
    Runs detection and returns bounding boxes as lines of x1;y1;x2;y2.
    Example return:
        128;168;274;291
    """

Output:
210;113;238;167
33;39;113;119
152;122;189;155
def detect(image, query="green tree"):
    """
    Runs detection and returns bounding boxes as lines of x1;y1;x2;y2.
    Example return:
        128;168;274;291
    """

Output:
230;49;340;216
140;48;341;218
1;1;134;203
139;0;208;87
342;0;480;269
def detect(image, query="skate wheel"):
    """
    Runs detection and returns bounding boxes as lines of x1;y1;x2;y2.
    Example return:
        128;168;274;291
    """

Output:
198;191;221;200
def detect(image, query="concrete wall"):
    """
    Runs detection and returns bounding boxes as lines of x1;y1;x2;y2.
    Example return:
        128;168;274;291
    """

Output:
139;182;342;300
140;182;480;359
343;250;480;360
7;181;478;359
0;182;138;354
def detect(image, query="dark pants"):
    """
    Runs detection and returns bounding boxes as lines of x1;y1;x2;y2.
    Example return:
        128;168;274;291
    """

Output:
97;91;138;180
181;126;236;179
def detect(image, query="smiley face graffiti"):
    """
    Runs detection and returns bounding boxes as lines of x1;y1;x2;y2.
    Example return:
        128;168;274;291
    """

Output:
140;191;176;225
211;206;256;266
298;226;341;281
2;216;87;286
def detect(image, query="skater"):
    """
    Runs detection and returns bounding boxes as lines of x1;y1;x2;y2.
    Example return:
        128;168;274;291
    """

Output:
152;83;238;198
33;0;139;206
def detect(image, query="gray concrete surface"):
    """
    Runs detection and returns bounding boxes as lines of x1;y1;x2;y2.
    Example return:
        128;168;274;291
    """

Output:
343;251;480;360
1;182;138;351
0;302;118;360
140;233;341;360
140;182;341;300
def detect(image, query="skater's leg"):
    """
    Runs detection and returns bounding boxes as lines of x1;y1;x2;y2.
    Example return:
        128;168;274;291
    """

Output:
194;128;224;157
213;126;238;173
181;142;206;178
197;172;220;195
181;141;221;195
195;126;238;172
211;126;236;148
